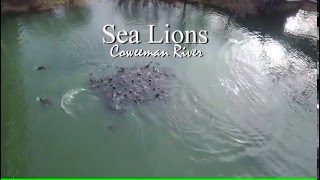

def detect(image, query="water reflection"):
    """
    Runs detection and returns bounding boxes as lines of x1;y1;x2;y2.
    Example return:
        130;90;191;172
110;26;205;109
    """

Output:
1;17;28;177
284;10;318;40
115;0;161;25
16;6;92;37
237;10;318;60
1;0;318;177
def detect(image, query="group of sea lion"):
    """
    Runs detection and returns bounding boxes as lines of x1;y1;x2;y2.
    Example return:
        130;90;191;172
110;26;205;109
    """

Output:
34;65;53;106
89;61;175;111
34;61;175;111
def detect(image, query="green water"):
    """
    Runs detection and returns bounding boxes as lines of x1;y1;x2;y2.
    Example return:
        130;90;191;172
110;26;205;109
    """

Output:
1;0;318;177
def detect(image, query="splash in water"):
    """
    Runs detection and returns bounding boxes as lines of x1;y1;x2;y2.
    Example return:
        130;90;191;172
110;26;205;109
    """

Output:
61;88;87;116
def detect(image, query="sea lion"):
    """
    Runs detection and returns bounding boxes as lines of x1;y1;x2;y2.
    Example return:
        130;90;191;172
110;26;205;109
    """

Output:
88;73;96;83
144;61;152;69
89;84;100;89
36;97;52;106
118;67;125;73
35;66;47;70
106;122;115;132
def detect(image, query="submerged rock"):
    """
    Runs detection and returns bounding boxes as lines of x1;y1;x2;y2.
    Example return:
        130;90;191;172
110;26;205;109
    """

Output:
89;62;175;111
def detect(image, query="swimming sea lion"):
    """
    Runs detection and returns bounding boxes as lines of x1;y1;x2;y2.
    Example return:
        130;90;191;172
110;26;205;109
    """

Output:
35;66;47;70
36;97;52;106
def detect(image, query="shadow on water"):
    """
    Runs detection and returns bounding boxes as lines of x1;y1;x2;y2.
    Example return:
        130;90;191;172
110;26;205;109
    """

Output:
115;0;317;61
235;11;318;62
114;0;161;25
126;0;209;30
10;5;93;37
1;17;28;177
113;0;209;51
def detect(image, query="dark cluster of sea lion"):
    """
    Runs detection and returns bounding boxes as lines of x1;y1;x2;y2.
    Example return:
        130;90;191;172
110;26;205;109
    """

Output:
88;62;175;111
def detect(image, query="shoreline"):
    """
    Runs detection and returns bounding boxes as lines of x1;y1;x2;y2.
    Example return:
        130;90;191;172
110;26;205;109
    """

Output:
1;0;88;15
1;0;317;16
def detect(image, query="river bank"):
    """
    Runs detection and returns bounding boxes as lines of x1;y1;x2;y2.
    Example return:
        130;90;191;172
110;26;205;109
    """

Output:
1;0;87;15
1;0;317;16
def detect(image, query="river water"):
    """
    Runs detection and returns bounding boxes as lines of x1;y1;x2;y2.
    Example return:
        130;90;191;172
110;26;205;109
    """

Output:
1;0;318;177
